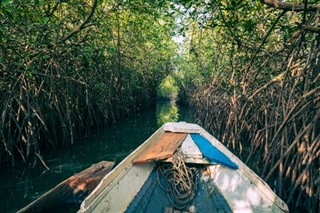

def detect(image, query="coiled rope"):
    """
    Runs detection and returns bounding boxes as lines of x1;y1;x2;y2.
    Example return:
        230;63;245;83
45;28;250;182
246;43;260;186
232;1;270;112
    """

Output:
157;149;197;209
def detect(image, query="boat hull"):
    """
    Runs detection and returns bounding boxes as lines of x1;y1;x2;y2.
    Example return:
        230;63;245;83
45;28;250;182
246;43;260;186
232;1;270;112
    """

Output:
79;122;288;213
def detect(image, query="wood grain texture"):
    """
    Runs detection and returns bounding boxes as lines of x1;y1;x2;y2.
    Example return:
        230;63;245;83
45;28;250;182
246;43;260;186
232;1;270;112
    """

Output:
18;161;114;213
133;132;187;164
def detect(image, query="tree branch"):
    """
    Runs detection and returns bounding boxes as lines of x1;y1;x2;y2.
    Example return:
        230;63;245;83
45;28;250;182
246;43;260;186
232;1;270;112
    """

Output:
304;25;320;33
261;0;320;12
59;0;98;44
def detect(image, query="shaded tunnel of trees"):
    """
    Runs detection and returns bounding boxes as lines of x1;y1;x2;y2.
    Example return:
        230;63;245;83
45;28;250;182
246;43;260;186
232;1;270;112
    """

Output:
0;0;319;212
1;0;177;165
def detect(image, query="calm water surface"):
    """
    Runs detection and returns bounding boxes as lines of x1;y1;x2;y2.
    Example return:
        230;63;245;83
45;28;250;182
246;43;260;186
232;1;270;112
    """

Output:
0;102;195;212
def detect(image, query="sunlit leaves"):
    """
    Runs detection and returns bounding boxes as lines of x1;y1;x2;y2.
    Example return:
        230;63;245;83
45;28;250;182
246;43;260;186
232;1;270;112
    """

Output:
157;75;179;100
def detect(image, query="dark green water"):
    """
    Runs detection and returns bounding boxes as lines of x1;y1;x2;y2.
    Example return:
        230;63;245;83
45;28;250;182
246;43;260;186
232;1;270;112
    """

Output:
0;101;195;213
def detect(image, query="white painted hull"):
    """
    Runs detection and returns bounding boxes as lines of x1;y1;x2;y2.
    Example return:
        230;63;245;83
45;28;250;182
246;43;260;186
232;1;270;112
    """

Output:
79;122;288;213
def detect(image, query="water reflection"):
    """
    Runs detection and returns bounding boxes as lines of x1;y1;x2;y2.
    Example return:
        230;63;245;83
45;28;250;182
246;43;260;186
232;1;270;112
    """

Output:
0;102;195;213
156;101;179;126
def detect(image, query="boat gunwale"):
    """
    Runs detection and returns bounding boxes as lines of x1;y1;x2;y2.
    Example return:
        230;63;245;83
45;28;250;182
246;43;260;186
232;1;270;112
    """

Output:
79;122;289;213
165;123;289;212
199;129;288;212
79;125;165;212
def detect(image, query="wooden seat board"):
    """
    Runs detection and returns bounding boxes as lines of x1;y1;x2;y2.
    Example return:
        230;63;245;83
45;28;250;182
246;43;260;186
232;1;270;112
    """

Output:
133;132;187;164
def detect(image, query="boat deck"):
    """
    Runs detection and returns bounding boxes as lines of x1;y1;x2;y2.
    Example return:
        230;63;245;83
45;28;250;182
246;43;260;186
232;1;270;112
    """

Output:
125;164;232;213
79;123;289;213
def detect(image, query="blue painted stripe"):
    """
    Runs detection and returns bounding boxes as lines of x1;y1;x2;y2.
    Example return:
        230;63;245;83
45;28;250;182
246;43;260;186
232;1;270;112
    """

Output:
190;133;238;170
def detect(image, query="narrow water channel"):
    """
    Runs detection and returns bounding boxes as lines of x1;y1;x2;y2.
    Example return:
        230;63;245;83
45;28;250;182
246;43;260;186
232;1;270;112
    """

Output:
0;101;195;213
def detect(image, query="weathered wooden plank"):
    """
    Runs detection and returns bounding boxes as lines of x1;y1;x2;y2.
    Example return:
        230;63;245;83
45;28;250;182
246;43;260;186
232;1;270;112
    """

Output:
163;122;201;133
18;161;114;213
80;128;165;212
161;157;214;165
79;123;288;213
133;132;187;164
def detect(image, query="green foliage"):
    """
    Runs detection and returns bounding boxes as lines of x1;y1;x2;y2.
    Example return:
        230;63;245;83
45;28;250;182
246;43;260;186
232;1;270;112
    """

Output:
173;0;320;211
1;0;319;211
0;0;177;166
157;75;179;100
